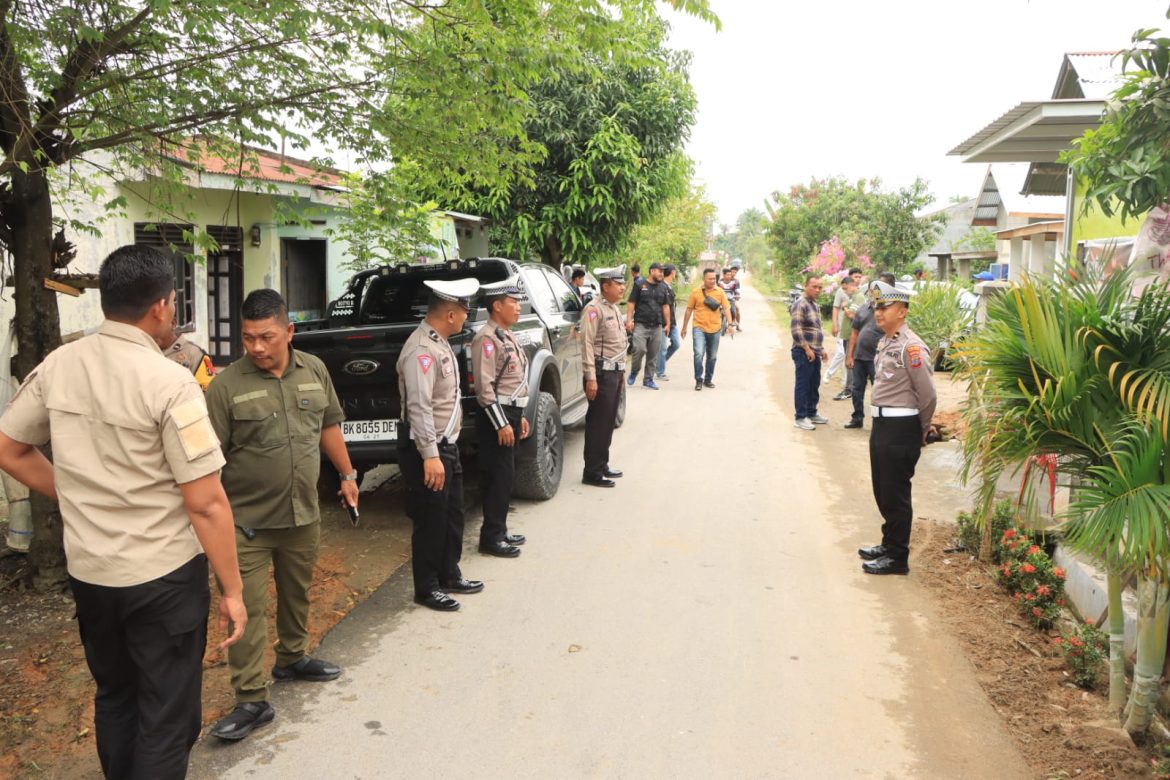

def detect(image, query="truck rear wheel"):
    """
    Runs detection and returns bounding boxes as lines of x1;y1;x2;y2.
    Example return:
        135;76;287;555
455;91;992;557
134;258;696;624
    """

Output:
514;391;563;501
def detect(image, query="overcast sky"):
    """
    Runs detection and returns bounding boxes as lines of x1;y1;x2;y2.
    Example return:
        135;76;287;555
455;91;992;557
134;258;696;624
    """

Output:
664;0;1164;226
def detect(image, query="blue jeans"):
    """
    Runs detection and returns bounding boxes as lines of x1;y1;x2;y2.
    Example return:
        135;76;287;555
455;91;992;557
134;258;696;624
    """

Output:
693;328;720;382
656;324;680;376
792;347;821;419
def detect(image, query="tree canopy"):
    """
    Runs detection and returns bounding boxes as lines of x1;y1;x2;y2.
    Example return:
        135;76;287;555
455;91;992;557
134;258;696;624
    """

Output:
713;207;769;271
763;177;942;280
619;182;716;271
413;17;699;267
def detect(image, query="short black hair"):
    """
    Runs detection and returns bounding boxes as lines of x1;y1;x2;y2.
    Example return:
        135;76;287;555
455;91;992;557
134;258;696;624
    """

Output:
99;245;177;320
663;264;676;275
427;295;466;314
805;273;821;285
841;275;858;286
702;268;717;278
879;272;896;285
848;268;862;276
484;294;508;314
241;288;289;323
631;264;641;274
571;269;586;281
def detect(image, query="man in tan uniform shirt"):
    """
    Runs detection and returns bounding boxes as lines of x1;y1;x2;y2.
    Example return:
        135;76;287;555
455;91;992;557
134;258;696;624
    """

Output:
0;244;245;780
470;276;530;558
396;277;483;611
857;280;938;576
582;265;628;487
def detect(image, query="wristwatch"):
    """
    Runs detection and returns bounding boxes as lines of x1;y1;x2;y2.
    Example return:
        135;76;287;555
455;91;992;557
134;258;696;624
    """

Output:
340;471;359;481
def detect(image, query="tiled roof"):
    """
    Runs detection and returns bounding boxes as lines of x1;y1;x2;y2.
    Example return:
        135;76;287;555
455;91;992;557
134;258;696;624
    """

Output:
166;141;346;188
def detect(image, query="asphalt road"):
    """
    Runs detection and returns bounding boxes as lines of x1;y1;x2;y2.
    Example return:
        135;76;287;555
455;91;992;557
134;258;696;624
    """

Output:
190;282;1031;779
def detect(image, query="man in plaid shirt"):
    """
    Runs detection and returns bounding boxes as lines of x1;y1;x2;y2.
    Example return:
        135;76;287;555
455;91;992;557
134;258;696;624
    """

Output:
791;275;829;430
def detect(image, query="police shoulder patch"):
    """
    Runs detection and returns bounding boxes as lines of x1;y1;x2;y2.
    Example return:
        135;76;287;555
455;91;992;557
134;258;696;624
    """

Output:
908;344;923;368
588;309;599;321
418;354;434;374
483;340;495;357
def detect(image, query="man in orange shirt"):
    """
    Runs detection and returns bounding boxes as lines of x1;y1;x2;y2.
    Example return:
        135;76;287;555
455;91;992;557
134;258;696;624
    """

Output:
680;268;734;392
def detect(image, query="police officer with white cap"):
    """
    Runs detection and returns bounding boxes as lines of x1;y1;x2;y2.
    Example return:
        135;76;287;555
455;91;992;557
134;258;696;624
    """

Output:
471;276;530;558
396;277;484;611
582;265;628;487
858;280;938;575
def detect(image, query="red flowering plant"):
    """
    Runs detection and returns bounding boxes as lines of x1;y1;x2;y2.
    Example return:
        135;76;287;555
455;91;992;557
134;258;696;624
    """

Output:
995;527;1066;629
1052;622;1107;688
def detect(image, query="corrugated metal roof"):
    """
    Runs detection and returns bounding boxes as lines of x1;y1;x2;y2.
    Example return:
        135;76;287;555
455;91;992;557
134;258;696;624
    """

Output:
990;164;1066;216
1023;162;1069;196
948;99;1105;162
1053;52;1123;99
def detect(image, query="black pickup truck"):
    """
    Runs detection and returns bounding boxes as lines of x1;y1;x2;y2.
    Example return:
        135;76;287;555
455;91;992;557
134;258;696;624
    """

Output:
293;257;624;500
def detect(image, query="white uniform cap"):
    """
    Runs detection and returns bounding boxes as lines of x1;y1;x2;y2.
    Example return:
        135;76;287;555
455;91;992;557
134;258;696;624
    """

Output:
595;264;626;280
868;280;911;307
424;277;480;305
478;275;525;299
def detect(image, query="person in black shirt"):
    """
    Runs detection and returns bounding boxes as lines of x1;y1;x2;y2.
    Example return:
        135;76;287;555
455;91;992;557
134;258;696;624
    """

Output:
845;272;896;429
655;264;680;380
625;262;670;390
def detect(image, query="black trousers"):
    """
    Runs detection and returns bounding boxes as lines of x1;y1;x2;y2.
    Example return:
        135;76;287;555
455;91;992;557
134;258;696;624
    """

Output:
869;417;923;561
584;369;623;478
476;406;522;544
850;359;876;423
398;441;465;594
68;554;210;780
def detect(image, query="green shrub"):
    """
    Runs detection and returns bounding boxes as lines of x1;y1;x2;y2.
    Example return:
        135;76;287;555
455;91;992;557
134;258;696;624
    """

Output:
1053;623;1107;688
996;527;1067;629
956;499;1015;559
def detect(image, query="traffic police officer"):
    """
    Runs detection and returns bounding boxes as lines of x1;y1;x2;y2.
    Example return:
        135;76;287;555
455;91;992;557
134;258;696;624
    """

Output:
397;277;484;611
471;276;531;558
582;265;628;488
205;289;354;740
858;280;938;575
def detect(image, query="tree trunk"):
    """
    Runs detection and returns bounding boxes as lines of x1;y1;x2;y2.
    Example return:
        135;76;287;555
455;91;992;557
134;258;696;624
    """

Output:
1123;573;1170;739
1107;567;1128;717
540;233;564;269
5;167;67;588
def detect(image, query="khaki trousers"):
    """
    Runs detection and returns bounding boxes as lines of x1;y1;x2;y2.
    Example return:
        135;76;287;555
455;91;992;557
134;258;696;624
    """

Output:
229;522;320;702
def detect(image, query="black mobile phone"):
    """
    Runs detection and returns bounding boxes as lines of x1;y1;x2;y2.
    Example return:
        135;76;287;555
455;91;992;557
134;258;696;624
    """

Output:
344;501;359;527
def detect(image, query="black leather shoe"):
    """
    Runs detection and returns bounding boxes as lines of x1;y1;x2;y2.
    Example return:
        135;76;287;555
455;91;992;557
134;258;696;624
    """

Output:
703;381;716;389
210;701;275;741
272;656;341;682
857;544;887;560
480;539;521;558
695;382;702;391
415;590;460;611
440;577;485;594
862;556;910;575
603;468;623;478
583;475;616;488
844;419;864;429
505;533;526;545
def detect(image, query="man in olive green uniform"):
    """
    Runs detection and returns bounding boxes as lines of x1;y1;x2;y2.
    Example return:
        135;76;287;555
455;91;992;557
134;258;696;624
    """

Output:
0;244;245;778
397;278;483;611
582;265;628;488
205;289;358;740
857;280;938;576
471;277;530;558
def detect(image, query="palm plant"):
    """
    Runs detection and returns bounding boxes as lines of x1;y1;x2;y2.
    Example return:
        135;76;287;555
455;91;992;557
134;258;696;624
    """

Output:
951;262;1167;732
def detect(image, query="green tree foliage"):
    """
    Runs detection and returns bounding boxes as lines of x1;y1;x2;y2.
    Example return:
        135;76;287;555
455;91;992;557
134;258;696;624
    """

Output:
621;183;716;271
0;0;716;586
1064;17;1170;221
417;18;699;267
763;177;943;279
713;207;770;271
